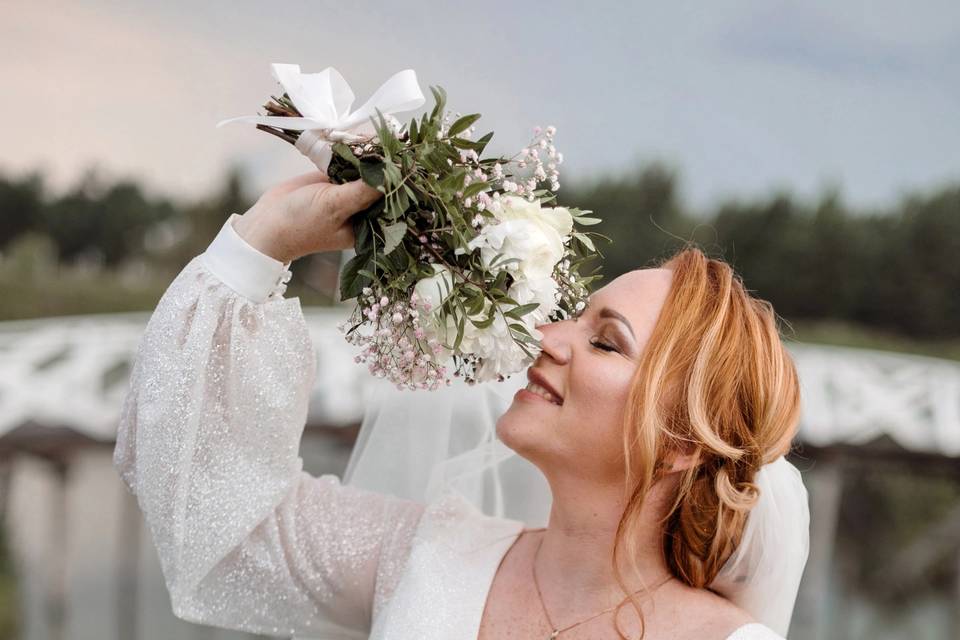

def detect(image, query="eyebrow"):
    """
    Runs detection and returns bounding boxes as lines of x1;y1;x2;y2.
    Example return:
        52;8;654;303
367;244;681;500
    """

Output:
598;306;636;341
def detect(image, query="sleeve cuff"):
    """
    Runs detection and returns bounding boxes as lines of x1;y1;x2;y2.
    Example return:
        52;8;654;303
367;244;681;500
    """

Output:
200;213;293;304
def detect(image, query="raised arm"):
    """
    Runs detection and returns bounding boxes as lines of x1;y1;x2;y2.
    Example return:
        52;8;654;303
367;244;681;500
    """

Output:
114;174;424;637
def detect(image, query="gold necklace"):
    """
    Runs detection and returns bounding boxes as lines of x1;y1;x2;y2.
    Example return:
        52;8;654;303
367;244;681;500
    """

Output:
531;534;673;639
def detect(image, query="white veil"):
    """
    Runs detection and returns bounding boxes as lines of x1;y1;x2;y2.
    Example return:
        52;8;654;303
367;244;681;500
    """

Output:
343;374;809;636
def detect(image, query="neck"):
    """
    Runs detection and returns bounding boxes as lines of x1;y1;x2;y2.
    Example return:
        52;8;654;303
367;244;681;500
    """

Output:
534;472;676;604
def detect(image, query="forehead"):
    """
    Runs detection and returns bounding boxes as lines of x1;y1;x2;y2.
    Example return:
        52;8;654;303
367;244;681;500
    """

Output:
589;268;673;337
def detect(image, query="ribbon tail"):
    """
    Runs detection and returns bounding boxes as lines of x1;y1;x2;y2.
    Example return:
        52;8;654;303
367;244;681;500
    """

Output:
339;69;425;131
216;115;330;130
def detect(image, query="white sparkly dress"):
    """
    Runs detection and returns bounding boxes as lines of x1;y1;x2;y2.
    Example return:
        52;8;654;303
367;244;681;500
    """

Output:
113;214;787;640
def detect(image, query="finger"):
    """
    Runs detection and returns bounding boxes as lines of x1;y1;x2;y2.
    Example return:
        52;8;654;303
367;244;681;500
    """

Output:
330;223;356;250
331;179;384;219
284;169;330;190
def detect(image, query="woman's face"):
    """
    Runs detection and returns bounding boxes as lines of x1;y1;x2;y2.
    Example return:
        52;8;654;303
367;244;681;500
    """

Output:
496;268;674;485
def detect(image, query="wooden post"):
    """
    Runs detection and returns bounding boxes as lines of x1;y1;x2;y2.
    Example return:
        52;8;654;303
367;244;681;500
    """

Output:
115;491;141;640
46;461;68;640
791;454;844;640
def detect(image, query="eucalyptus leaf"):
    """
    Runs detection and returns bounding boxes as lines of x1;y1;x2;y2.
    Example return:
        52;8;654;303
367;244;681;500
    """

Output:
382;221;407;255
462;182;490;199
448;113;481;137
573;231;596;252
573;215;602;226
504;302;540;319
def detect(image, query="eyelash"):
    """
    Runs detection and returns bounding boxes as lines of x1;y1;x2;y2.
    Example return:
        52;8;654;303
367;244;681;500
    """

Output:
589;337;618;352
573;309;619;353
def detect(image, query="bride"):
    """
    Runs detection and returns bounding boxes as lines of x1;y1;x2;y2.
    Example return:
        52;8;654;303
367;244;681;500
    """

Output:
114;171;809;639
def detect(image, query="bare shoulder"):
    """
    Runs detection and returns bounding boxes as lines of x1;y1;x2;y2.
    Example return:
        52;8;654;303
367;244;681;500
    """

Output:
656;582;757;640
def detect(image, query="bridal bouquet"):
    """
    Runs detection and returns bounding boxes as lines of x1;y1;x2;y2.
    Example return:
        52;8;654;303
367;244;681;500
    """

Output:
219;64;605;389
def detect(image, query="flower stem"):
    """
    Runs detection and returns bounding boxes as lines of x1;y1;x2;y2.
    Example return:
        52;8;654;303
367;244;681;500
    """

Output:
255;125;298;145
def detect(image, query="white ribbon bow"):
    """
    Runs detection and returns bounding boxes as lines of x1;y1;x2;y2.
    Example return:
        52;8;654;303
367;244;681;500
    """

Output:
217;63;425;171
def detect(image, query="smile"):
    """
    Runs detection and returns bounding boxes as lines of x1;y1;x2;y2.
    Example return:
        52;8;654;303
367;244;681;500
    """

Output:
521;382;563;406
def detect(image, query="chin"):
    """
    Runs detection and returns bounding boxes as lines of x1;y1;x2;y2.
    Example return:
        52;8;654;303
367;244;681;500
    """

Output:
495;407;546;459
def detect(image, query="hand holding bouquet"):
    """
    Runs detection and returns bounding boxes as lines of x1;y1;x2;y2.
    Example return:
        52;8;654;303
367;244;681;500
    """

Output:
219;64;606;389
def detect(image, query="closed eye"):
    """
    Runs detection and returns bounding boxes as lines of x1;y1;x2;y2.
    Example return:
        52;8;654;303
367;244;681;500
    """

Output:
576;309;618;353
589;337;618;353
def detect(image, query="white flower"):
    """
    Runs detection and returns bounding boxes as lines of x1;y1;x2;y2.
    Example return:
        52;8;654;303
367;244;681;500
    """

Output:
508;277;560;325
440;303;542;381
413;265;454;313
466;195;569;280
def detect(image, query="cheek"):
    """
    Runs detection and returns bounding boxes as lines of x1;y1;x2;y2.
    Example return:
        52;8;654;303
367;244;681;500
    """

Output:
559;366;632;473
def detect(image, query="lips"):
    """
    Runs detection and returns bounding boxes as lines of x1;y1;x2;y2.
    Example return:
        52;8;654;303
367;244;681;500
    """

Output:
526;368;564;405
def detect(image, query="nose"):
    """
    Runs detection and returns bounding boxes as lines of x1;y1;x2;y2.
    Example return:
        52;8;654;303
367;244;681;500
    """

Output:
534;319;572;365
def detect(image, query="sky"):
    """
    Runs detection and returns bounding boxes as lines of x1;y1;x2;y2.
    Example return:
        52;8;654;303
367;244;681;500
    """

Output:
3;0;959;212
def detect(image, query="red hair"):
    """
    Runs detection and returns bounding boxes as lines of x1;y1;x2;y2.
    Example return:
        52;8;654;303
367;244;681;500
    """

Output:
609;245;801;638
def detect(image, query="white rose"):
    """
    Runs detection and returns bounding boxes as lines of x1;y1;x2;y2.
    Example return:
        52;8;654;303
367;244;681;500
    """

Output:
467;196;570;279
492;195;542;222
470;219;564;280
508;276;559;325
542;206;573;237
491;196;572;236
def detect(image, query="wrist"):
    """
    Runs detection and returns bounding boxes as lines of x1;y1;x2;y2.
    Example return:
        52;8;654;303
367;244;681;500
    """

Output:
232;213;297;263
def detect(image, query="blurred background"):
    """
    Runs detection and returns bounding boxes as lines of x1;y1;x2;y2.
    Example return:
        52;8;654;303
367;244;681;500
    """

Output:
1;1;959;639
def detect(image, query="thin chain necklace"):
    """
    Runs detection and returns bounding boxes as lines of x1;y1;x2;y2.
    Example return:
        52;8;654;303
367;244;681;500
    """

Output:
531;533;673;639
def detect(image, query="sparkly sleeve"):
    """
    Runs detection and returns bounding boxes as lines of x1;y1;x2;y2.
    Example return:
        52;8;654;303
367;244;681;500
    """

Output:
113;214;425;638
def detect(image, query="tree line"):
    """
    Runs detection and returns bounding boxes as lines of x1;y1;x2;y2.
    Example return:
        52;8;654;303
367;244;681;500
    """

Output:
0;163;957;338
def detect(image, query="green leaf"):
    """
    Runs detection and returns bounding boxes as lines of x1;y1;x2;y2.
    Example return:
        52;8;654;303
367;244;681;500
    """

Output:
449;137;481;151
504;302;540;319
429;86;447;121
448;113;481;137
508;322;540;344
359;160;386;190
332;143;360;168
462;181;490;199
573;215;603;226
382;221;407;255
409;117;419;143
573;231;596;252
465;294;485;317
339;251;372;300
453;308;466;351
439;169;467;193
473;131;494;154
587;231;613;245
402;183;418;204
382;161;403;185
470;312;496;329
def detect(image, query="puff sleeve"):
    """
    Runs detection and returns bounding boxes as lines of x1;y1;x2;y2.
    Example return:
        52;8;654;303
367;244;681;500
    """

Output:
113;214;425;638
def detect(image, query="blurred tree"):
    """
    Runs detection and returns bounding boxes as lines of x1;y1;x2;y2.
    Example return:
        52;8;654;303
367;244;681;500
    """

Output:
560;161;694;282
164;165;253;269
0;162;957;339
0;172;44;252
40;167;177;268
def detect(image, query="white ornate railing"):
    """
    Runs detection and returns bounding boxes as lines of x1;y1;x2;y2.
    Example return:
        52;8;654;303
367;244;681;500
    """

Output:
0;312;957;457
